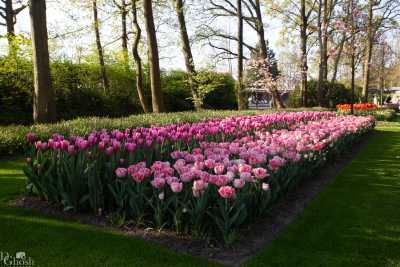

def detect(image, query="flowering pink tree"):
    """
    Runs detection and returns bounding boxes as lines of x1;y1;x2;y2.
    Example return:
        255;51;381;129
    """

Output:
245;57;285;108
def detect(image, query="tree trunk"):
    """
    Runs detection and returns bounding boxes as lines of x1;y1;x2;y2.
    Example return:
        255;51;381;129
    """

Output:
30;0;56;123
143;0;164;113
350;51;355;114
254;0;283;108
2;0;26;56
349;0;355;114
331;32;346;82
4;0;14;50
236;0;246;110
254;0;267;59
316;0;325;106
121;0;129;71
321;0;329;81
131;0;150;113
92;0;109;91
362;0;373;102
173;0;200;110
300;0;308;107
378;44;385;105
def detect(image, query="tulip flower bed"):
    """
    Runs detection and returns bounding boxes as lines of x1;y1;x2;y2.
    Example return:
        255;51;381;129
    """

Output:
336;103;395;121
23;112;374;245
0;108;328;156
336;103;377;111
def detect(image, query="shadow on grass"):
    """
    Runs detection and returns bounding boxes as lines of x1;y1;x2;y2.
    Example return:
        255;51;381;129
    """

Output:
243;128;400;267
0;158;221;267
0;205;222;267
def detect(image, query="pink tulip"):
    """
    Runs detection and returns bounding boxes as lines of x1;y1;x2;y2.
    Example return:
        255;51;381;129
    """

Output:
180;171;194;182
238;163;252;173
124;142;136;152
170;182;183;193
253;167;269;179
166;176;179;185
115;131;124;140
194;161;204;170
132;172;145;183
112;140;121;151
35;141;48;150
106;147;114;156
77;140;89;150
214;163;225;175
61;140;70;150
192;188;201;198
226;171;235;181
98;141;106;151
268;156;286;171
193;179;205;191
67;145;76;156
204;159;215;168
218;186;236;198
233;178;245;189
151;177;166;189
26;132;37;143
115;168;127;178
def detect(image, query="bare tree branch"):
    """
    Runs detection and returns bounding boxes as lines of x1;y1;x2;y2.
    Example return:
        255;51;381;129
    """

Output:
13;4;27;15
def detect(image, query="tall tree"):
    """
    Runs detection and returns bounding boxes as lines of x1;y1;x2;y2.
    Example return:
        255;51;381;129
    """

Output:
0;0;27;55
361;0;400;102
92;0;109;91
361;0;373;102
205;0;283;107
29;0;56;123
300;0;311;106
349;0;355;114
267;0;318;107
331;31;346;82
377;41;387;105
316;0;331;106
172;0;201;110
131;0;150;113
252;0;284;108
237;0;245;109
253;0;267;58
143;0;164;112
113;0;130;71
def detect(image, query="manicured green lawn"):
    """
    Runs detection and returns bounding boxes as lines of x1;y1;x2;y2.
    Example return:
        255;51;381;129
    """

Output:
245;118;400;267
0;172;220;266
0;118;399;267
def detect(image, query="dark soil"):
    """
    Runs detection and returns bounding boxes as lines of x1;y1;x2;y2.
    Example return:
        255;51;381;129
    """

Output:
11;133;373;267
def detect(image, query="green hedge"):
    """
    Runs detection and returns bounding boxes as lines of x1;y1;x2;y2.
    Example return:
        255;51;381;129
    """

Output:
287;80;362;108
0;108;328;157
0;57;237;125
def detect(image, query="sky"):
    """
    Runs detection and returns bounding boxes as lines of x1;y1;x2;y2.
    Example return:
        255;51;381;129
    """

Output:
0;0;285;75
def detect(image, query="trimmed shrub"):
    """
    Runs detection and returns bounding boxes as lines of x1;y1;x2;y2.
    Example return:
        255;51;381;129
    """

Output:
162;70;194;112
287;80;361;108
0;57;238;124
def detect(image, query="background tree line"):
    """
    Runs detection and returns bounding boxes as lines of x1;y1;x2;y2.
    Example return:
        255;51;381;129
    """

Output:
0;0;399;124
